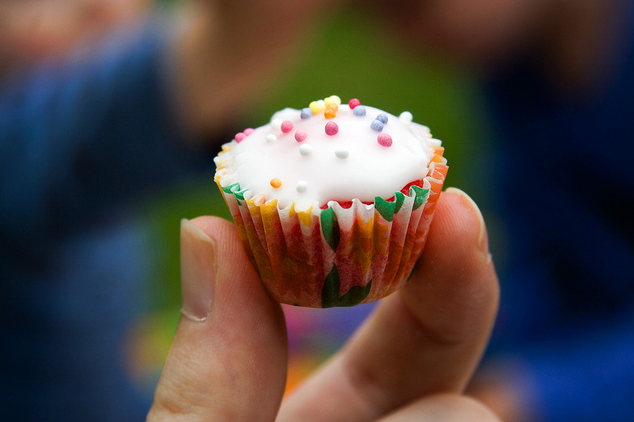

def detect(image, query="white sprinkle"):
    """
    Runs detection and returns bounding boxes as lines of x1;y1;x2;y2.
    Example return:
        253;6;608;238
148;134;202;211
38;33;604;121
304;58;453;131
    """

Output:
335;149;349;159
296;181;308;193
266;134;277;143
271;119;283;130
430;138;442;146
299;144;313;156
399;111;413;123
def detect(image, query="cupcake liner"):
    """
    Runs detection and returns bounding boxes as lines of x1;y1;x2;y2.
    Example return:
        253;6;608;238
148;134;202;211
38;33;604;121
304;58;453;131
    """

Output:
216;146;448;308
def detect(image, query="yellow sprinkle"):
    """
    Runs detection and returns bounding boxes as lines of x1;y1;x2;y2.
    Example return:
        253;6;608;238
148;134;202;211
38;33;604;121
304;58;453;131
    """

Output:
325;95;341;106
309;101;325;114
270;178;282;188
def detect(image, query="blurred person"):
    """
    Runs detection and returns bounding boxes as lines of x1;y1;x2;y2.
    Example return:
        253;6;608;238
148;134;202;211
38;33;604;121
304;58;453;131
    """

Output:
358;0;634;420
0;0;148;75
0;0;341;420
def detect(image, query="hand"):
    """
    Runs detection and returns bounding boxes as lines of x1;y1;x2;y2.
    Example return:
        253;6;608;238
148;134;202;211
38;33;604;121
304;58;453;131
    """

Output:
147;187;500;421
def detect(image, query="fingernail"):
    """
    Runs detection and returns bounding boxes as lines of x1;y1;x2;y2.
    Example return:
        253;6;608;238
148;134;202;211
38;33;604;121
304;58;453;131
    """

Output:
180;219;216;321
445;187;489;253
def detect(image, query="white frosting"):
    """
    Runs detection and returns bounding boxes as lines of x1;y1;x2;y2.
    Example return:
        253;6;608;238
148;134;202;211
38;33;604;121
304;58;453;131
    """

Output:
215;100;440;210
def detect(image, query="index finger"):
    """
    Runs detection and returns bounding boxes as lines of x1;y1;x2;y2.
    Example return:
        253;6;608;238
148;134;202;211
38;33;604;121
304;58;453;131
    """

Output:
277;188;499;422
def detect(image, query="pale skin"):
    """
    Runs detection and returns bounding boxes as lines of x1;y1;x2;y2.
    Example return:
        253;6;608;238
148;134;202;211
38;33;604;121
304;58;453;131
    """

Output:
148;188;501;421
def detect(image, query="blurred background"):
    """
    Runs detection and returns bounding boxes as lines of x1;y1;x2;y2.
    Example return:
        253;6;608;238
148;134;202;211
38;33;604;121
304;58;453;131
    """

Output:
5;0;634;420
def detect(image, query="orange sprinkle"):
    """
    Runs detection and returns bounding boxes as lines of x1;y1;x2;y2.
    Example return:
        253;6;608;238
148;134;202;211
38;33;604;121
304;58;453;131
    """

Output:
324;103;338;119
270;178;282;188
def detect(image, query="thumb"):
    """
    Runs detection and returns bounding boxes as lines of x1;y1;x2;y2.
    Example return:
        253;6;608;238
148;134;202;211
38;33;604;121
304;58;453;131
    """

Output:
148;217;288;421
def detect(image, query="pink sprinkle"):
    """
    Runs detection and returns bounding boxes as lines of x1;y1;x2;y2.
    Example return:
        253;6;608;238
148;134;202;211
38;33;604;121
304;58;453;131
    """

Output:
281;120;294;133
243;128;255;136
294;130;307;142
235;132;246;143
377;133;393;147
325;121;339;136
348;98;361;109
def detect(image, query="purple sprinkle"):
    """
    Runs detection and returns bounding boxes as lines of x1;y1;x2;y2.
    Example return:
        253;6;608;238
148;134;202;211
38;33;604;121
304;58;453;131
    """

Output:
353;105;366;116
300;108;312;119
376;113;388;124
370;119;384;132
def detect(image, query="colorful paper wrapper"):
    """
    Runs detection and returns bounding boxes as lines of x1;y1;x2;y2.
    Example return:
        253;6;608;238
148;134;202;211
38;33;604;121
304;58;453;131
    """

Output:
215;146;448;308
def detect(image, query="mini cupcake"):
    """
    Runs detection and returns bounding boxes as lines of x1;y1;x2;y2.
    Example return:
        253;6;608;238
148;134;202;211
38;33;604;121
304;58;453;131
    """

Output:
214;96;448;308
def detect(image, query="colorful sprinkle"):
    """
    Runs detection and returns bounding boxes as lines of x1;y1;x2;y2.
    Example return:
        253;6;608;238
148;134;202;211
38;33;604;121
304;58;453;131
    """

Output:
300;108;312;119
335;149;349;159
325;121;339;136
266;134;277;143
348;98;361;109
399;111;413;122
243;128;255;136
376;113;388;124
296;180;308;193
324;104;338;119
270;178;282;188
377;133;393;147
271;119;283;130
299;144;313;155
281;120;294;133
309;100;325;114
353;105;366;116
294;130;307;142
371;120;384;132
324;95;341;107
235;133;246;143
